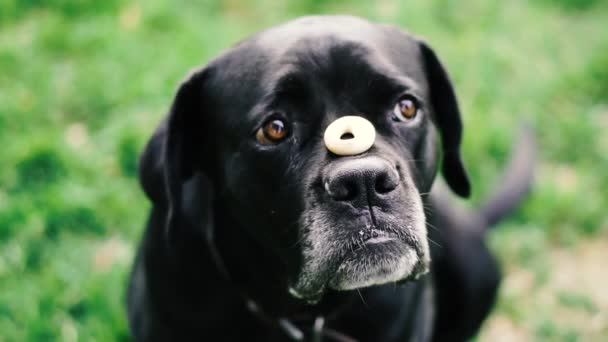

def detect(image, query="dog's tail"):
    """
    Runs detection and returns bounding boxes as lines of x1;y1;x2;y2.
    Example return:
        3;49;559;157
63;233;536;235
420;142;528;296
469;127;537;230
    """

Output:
480;124;537;227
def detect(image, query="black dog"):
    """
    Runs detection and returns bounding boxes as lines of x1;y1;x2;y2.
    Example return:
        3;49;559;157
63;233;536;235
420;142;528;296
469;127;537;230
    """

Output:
128;16;535;341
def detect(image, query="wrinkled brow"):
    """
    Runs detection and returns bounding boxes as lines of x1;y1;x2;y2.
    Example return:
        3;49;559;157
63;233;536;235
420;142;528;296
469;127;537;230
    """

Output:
274;73;309;95
261;61;420;108
262;71;313;105
367;72;419;97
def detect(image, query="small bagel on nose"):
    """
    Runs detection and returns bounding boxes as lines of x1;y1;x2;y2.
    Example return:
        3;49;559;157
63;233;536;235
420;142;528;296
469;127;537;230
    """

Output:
323;116;376;156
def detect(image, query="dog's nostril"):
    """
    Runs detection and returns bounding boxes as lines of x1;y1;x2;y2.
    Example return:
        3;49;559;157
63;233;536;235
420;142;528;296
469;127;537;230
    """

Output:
339;181;358;201
375;171;399;194
329;179;358;201
340;132;354;140
375;174;389;193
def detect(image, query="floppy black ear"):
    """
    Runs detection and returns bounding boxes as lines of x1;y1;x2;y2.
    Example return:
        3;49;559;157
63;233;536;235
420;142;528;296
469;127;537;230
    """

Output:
139;68;211;243
419;41;471;197
163;70;208;241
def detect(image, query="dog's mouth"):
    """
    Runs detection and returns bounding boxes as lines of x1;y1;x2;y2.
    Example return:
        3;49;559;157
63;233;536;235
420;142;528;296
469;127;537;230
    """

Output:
289;212;430;303
327;227;427;291
289;158;431;303
358;228;395;243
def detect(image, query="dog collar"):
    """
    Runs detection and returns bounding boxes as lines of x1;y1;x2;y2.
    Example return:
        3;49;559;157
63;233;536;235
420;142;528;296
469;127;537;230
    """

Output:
204;221;358;341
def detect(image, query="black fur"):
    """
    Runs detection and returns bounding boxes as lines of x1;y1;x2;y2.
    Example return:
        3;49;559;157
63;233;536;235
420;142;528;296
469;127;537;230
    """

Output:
128;16;535;341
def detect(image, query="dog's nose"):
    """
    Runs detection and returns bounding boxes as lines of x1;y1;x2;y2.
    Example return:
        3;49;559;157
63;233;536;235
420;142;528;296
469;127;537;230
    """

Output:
325;157;399;204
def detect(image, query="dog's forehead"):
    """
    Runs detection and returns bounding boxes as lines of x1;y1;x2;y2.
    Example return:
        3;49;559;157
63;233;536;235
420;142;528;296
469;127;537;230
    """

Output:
256;16;388;53
254;16;422;67
205;16;429;127
213;16;424;80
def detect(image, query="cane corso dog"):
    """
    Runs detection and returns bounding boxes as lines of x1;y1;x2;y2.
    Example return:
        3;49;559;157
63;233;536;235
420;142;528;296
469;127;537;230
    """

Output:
127;16;535;341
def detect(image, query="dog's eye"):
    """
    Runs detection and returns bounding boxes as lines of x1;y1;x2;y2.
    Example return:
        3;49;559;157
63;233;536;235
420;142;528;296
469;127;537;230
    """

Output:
256;118;289;144
392;96;418;121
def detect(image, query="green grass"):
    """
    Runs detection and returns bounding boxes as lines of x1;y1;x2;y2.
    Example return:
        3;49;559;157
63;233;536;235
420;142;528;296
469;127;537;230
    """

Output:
1;0;607;340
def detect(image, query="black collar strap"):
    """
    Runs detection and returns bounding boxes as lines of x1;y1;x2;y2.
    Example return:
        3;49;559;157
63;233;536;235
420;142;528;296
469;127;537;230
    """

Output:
204;221;357;341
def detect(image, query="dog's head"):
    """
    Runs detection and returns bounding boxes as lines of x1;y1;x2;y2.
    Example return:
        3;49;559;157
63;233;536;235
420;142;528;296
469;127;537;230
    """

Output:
146;16;470;303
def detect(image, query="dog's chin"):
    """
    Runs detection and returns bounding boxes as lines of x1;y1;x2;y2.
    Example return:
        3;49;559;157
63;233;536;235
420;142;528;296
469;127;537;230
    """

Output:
289;237;430;304
328;240;427;291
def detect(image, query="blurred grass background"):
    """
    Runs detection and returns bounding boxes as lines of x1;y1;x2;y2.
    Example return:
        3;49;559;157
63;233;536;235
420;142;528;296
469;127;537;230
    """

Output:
1;0;607;340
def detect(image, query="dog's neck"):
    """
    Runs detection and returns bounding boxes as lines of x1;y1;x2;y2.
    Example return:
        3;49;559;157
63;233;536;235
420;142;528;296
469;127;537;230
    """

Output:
211;203;356;318
164;173;352;318
156;193;433;340
208;207;433;341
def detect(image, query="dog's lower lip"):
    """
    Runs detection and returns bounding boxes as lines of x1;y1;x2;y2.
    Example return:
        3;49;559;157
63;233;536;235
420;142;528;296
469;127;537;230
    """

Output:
366;236;394;244
360;229;393;243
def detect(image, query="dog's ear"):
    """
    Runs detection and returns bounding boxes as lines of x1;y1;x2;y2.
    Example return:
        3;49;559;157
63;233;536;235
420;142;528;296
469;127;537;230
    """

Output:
139;68;212;243
163;69;210;241
418;40;471;197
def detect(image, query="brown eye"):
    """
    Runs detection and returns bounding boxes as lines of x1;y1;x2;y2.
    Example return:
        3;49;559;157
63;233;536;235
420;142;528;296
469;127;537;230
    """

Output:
256;118;289;144
392;97;418;121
